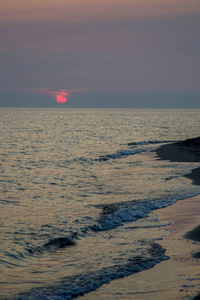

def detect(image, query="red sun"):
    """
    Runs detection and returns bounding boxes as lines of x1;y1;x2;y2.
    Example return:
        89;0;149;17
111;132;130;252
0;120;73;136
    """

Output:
57;94;67;103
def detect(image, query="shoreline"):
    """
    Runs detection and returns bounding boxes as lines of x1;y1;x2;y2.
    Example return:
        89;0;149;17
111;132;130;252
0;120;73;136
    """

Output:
81;137;200;300
11;137;200;299
154;137;200;298
81;193;200;300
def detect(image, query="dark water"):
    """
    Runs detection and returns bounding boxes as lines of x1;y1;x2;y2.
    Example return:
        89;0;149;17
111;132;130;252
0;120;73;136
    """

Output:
0;108;200;299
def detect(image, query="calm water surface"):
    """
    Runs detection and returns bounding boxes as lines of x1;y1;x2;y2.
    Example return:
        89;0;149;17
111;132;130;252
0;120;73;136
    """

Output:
0;108;200;299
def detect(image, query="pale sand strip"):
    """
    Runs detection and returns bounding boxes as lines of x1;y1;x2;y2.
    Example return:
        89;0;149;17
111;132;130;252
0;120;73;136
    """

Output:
81;194;200;300
148;193;200;300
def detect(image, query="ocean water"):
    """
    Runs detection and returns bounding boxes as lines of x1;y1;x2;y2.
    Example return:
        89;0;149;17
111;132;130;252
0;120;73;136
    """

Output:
0;108;200;299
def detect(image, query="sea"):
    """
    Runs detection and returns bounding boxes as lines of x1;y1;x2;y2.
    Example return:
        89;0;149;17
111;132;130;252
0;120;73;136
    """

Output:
0;108;200;299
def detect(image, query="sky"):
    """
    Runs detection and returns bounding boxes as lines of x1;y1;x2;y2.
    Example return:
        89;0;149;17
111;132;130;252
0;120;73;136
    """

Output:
0;0;200;108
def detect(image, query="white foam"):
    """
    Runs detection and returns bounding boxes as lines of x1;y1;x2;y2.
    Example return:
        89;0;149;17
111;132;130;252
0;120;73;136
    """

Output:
15;242;167;300
99;148;148;161
92;192;200;232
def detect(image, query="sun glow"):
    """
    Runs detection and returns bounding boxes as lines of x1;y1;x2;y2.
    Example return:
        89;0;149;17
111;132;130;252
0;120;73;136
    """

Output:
56;94;67;103
38;88;84;104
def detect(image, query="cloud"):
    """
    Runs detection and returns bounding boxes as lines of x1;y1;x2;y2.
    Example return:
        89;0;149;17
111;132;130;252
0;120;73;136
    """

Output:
41;89;69;98
37;88;86;99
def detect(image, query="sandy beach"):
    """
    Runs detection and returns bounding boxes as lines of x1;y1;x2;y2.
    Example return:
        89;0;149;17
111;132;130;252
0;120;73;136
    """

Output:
81;137;200;300
81;194;200;300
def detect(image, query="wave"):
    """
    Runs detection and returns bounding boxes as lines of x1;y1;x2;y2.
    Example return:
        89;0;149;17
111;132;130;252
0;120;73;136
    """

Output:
43;236;76;250
24;191;198;257
98;148;148;161
4;199;160;260
127;140;174;147
58;140;175;164
91;191;200;232
91;199;174;232
52;137;200;165
97;140;175;162
7;234;79;261
1;235;78;269
5;199;171;260
14;242;168;300
10;190;200;261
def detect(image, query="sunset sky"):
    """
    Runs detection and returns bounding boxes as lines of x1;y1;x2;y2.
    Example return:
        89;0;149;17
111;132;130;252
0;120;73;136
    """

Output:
0;0;200;108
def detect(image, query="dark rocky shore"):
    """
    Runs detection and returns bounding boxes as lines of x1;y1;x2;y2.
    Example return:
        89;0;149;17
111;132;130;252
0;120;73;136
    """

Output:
155;137;200;185
155;137;200;162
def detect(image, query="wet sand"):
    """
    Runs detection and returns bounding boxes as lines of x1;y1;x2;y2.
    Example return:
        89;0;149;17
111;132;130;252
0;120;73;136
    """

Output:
80;137;200;300
81;194;200;300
